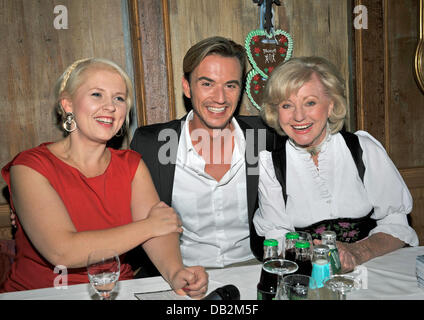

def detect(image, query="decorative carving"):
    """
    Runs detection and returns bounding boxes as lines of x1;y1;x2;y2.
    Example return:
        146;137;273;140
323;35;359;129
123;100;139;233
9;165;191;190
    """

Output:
415;0;424;93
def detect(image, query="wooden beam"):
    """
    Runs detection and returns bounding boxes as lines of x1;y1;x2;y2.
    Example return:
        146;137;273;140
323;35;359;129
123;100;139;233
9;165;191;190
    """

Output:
127;0;175;125
128;0;147;126
162;0;176;121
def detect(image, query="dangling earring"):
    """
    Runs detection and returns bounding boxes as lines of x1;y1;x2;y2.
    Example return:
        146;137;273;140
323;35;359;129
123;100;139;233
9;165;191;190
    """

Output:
63;112;77;132
115;126;125;137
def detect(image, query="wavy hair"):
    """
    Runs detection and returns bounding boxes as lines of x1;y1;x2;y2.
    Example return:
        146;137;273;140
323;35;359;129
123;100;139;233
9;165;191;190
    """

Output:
54;58;134;134
260;56;347;136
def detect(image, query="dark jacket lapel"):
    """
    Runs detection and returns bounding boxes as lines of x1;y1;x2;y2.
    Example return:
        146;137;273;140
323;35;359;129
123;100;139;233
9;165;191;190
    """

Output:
157;118;184;206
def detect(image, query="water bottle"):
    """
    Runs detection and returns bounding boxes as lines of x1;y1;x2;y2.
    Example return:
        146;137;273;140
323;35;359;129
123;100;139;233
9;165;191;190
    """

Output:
294;240;312;276
284;232;299;262
311;244;331;288
263;239;279;262
257;239;279;300
321;231;341;274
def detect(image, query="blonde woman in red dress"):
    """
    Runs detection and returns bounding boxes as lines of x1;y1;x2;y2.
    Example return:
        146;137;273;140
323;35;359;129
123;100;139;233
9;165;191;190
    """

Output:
1;58;208;296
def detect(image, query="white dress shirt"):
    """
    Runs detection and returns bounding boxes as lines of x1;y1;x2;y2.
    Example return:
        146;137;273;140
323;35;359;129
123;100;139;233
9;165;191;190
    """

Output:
254;130;419;248
172;111;254;267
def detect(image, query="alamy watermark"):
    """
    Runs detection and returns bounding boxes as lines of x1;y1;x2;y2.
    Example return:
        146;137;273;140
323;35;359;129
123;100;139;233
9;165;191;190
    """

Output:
52;4;368;31
53;5;68;30
157;126;267;176
53;265;68;289
353;5;368;30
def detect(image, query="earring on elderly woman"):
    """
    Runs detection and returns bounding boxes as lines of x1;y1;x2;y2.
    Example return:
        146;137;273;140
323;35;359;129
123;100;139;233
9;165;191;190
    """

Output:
63;112;77;132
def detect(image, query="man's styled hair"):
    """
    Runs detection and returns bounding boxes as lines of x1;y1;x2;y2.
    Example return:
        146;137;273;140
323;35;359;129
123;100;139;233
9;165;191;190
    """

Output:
183;36;246;83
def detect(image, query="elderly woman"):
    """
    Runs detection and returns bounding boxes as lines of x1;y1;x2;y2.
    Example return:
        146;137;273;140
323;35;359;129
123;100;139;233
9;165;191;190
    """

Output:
253;56;418;272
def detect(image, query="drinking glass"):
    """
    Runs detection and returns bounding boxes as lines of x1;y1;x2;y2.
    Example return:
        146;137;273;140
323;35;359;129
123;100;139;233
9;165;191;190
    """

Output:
276;274;319;300
323;274;361;300
263;258;298;276
87;249;120;300
261;259;299;300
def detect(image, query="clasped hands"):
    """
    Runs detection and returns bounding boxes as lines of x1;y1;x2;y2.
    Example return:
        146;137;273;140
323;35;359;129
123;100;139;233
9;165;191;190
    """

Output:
170;266;209;299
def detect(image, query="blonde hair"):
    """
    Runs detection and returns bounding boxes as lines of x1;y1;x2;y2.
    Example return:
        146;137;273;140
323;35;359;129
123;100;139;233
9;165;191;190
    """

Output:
261;56;347;136
55;58;134;134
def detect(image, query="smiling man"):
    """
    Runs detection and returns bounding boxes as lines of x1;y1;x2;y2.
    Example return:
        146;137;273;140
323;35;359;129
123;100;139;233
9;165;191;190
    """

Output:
128;37;281;276
183;54;241;130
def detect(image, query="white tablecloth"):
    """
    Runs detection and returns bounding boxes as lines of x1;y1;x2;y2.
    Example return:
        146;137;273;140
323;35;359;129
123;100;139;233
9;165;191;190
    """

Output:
1;246;423;300
348;246;424;300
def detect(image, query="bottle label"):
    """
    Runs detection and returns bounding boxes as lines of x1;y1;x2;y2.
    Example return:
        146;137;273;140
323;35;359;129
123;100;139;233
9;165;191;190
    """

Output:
329;248;341;274
311;261;331;288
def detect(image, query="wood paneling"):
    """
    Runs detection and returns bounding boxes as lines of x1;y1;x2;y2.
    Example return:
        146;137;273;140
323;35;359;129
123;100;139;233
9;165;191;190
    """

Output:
0;0;128;204
387;0;424;168
279;0;353;129
167;0;352;128
128;0;175;125
128;0;147;127
401;167;424;245
355;0;424;168
410;187;424;246
355;0;424;244
401;167;424;190
354;0;386;144
168;0;260;118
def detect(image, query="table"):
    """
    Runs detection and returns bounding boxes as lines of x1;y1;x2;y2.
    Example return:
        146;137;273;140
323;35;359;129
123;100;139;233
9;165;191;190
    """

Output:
1;246;423;300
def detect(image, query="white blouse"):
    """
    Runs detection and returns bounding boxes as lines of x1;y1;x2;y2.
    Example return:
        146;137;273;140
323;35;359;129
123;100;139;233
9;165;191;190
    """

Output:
253;130;418;247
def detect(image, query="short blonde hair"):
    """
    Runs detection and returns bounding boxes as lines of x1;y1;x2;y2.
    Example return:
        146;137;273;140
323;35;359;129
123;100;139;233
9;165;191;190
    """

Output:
54;58;134;133
261;56;347;136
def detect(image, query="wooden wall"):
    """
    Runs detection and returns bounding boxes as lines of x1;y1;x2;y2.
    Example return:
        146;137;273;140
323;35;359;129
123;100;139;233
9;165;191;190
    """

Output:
355;0;424;244
387;0;424;245
128;0;175;126
0;0;128;235
167;0;353;129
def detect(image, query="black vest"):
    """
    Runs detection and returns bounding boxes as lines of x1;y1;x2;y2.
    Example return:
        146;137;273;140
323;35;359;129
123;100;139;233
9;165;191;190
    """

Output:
270;131;376;243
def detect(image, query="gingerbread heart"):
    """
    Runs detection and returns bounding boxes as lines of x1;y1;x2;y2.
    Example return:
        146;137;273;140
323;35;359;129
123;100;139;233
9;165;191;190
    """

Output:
245;29;293;79
246;69;268;111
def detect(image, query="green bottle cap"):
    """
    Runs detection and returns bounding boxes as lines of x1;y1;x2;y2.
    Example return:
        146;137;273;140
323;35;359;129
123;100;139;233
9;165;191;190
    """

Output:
295;240;310;248
263;239;278;247
285;232;299;240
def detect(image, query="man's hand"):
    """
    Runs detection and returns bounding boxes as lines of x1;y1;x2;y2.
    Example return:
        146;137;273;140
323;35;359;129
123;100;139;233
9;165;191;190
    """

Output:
170;266;209;299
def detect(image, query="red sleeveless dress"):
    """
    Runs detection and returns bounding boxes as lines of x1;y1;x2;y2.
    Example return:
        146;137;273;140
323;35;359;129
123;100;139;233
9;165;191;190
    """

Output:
1;143;141;292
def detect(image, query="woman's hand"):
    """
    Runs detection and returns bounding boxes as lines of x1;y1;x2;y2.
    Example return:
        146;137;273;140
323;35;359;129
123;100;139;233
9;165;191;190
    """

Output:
313;239;360;273
146;201;183;237
314;233;405;273
169;266;209;299
336;242;361;273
